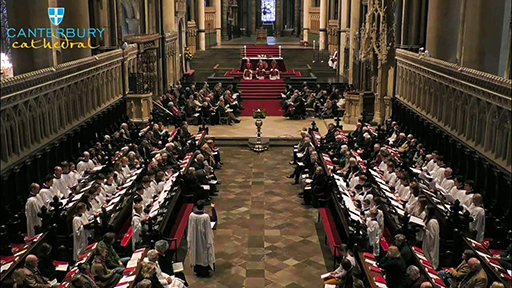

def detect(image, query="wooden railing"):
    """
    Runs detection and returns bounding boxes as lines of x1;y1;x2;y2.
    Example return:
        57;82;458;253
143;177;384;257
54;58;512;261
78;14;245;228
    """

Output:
0;45;138;175
395;49;512;172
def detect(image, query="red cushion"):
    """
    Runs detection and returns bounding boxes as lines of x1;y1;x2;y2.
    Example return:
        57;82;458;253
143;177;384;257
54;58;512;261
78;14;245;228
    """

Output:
319;208;342;257
169;204;194;250
121;227;133;247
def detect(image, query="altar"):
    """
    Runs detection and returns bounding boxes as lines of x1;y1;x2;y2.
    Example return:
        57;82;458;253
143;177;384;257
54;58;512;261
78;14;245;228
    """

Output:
240;57;287;72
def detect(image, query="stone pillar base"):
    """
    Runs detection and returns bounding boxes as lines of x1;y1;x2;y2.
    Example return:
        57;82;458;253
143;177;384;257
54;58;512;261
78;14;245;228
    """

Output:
126;93;153;123
343;92;363;124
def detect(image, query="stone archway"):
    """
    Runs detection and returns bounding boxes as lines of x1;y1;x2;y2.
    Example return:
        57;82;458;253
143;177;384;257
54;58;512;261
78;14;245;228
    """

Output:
178;19;186;73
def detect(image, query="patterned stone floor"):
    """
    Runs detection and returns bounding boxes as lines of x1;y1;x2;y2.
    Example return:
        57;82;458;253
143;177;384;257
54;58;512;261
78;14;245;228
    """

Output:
181;147;332;288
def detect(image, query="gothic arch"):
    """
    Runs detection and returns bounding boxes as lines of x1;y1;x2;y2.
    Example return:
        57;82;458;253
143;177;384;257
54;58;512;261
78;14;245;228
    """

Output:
466;97;479;143
485;105;499;153
458;94;470;136
26;100;41;145
36;96;49;140
497;110;511;162
15;104;31;151
476;101;488;146
47;92;57;135
1;108;19;160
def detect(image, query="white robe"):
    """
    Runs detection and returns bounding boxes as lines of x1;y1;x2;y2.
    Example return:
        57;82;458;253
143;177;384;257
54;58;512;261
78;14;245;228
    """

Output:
422;218;440;269
397;185;411;202
132;212;142;251
426;159;437;173
53;176;70;198
187;212;215;269
26;196;43;237
77;160;96;176
433;167;446;184
367;219;381;256
38;188;54;207
461;192;476;208
449;187;466;203
73;214;88;260
406;195;419;214
440;178;455;193
469;206;485;243
102;183;117;196
143;259;186;288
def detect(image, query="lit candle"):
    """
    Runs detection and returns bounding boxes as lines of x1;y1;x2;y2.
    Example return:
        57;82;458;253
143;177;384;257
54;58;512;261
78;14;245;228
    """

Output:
313;40;316;50
279;45;281;58
244;45;246;58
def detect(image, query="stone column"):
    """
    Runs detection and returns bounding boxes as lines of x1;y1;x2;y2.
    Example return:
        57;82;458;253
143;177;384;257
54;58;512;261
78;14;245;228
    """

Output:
223;0;229;39
319;0;328;50
294;0;301;36
59;0;92;62
456;0;467;64
276;0;282;36
197;0;206;50
400;0;409;45
338;0;350;76
7;0;54;75
303;0;310;41
506;24;511;79
215;0;222;45
409;0;420;46
426;0;460;63
330;0;336;20
190;0;196;21
460;0;485;70
163;0;176;32
349;0;361;85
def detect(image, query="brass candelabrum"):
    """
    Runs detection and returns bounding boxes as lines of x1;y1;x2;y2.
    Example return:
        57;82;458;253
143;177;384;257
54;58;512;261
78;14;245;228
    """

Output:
249;108;269;152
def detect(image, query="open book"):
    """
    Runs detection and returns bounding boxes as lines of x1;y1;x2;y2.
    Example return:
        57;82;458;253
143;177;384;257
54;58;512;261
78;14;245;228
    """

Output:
173;262;184;273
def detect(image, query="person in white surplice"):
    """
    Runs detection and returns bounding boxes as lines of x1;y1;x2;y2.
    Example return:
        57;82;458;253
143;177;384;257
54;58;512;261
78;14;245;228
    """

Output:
422;205;440;269
187;200;215;277
73;202;90;260
25;183;44;237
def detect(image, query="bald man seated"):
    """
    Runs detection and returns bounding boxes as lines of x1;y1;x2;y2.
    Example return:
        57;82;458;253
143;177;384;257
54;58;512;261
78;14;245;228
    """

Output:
457;258;488;288
22;255;56;288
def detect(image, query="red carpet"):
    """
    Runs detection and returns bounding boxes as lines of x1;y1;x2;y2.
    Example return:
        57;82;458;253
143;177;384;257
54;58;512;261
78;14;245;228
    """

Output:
244;45;280;58
225;68;301;78
240;79;285;116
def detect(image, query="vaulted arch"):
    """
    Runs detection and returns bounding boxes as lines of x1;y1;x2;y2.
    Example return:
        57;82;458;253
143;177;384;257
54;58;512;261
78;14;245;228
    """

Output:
485;105;499;153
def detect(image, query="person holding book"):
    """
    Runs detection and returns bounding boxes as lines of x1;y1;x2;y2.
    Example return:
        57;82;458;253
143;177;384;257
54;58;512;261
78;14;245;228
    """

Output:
323;244;357;285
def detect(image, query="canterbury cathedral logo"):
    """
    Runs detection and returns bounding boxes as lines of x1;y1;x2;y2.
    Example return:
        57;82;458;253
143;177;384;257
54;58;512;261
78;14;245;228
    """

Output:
48;8;65;26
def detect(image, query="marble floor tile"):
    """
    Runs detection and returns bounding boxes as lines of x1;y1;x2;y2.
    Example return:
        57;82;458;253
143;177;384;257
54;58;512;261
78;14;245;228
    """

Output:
182;147;330;287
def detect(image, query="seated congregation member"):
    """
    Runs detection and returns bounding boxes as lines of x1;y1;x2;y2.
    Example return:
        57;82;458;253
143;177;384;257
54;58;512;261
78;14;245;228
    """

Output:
288;146;315;185
492;232;512;269
324;244;357;285
405;265;426;288
457;258;487;288
21;255;56;288
71;263;99;288
438;249;475;288
310;166;330;208
217;98;241;125
144;250;186;288
377;246;407;288
395;234;413;266
187;200;216;278
135;262;164;288
155;240;189;286
324;258;354;287
243;59;253;80
91;246;122;288
36;243;66;282
98;232;129;273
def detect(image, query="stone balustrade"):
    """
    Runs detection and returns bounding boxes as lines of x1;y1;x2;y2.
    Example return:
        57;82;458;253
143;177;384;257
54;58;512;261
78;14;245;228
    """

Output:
0;45;138;175
395;49;512;173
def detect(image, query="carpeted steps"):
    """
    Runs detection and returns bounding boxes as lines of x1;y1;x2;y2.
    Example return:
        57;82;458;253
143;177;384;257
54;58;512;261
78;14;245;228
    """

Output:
239;79;285;116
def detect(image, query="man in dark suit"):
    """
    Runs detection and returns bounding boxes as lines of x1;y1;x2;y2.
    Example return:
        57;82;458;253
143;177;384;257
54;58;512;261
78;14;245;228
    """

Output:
22;255;54;288
405;265;426;288
323;123;337;145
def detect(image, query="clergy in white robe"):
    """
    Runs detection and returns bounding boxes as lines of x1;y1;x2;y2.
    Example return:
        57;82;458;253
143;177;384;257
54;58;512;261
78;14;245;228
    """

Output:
132;204;144;251
77;151;97;176
425;153;438;173
422;206;440;269
25;184;43;237
469;194;485;243
367;210;381;256
73;203;89;260
53;166;71;198
102;177;117;197
187;201;215;277
68;163;81;186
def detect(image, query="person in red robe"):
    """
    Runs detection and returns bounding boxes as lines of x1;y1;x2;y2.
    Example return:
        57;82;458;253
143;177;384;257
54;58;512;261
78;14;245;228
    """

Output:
243;59;253;80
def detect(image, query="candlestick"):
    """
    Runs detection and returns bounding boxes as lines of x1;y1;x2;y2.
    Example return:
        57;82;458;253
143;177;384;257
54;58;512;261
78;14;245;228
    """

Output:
279;45;281;58
244;45;246;58
313;40;316;50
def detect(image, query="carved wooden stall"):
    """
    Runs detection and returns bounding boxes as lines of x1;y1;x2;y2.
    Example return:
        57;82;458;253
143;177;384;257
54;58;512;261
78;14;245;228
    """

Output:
394;48;512;216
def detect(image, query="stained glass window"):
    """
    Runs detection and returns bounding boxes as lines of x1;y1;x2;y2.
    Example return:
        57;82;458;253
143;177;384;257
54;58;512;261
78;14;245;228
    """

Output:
261;0;276;22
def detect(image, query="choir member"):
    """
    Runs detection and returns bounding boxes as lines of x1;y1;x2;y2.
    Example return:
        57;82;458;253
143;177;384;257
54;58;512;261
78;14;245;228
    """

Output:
26;183;44;237
469;194;485;243
73;203;89;260
422;205;440;269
